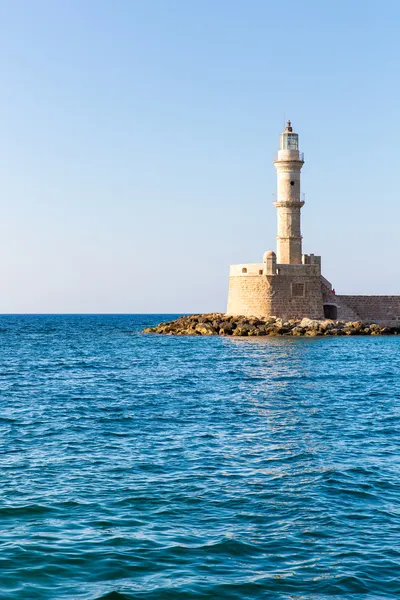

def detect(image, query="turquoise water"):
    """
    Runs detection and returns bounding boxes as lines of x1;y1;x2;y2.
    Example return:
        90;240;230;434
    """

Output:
1;315;399;600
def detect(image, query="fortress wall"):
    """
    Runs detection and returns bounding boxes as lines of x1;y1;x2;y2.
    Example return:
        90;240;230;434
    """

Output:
229;263;320;277
227;279;400;324
229;264;265;277
337;296;400;326
321;286;362;321
269;275;324;320
227;276;271;317
276;264;320;277
227;271;324;319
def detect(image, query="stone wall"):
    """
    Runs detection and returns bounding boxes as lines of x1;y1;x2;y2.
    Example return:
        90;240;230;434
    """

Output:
337;296;400;326
226;275;272;317
321;286;361;321
226;268;324;319
229;264;265;277
227;264;400;324
268;273;324;320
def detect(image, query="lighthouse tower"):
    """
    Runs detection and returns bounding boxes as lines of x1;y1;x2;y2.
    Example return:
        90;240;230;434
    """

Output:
226;120;327;320
273;121;305;265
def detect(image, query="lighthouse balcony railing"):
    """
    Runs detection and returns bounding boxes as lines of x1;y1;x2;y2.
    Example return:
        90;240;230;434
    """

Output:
272;193;306;203
273;151;304;162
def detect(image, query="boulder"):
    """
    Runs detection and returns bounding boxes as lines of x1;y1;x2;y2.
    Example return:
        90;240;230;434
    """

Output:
195;323;216;336
233;325;251;336
319;320;335;331
198;316;211;324
291;326;305;336
248;328;260;336
342;327;357;335
300;318;320;330
276;326;291;335
264;324;279;335
219;322;233;335
249;318;262;327
264;317;277;325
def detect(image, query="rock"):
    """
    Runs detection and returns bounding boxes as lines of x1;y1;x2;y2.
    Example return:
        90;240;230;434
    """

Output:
342;327;357;335
264;324;278;335
264;317;277;325
195;323;216;335
158;325;173;334
248;318;258;326
198;316;211;324
319;320;335;331
291;326;305;335
142;314;396;337
233;325;250;336
300;318;320;330
237;319;249;328
288;319;301;326
248;328;260;336
219;322;233;335
369;323;386;334
276;326;291;334
335;329;346;336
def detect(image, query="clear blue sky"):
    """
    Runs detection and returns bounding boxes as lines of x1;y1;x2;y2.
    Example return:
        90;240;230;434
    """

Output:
1;0;399;313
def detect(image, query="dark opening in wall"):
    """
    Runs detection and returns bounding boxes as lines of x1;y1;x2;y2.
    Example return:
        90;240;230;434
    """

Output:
323;304;337;319
242;268;247;274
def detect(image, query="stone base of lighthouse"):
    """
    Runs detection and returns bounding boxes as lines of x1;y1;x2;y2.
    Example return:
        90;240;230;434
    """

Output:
226;254;325;321
226;253;400;327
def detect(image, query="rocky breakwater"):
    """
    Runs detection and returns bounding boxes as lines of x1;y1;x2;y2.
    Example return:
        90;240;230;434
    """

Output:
143;314;397;336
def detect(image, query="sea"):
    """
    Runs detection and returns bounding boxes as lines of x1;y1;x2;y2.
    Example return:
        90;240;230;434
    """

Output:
0;314;399;600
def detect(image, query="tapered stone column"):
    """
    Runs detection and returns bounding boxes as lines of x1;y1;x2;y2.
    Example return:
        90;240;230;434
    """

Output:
273;121;305;264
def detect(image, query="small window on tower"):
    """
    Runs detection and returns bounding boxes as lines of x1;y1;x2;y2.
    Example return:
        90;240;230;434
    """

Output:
290;181;295;186
242;268;247;274
292;283;305;297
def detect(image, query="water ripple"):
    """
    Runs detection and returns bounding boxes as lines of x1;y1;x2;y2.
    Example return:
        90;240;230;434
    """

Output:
0;315;399;599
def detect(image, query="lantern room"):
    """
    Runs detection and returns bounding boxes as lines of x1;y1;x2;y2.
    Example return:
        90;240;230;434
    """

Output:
279;120;299;151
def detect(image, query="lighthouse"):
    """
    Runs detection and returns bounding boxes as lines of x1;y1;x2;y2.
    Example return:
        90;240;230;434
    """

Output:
227;120;331;321
273;121;305;265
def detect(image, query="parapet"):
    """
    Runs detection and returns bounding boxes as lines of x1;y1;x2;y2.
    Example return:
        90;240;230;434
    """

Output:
229;251;321;278
229;261;320;278
302;254;321;269
229;264;265;277
275;263;320;277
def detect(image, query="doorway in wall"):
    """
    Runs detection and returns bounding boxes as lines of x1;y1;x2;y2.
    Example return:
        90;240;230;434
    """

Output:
323;304;338;319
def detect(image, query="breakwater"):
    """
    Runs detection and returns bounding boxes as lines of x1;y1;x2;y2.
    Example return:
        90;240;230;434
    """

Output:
143;313;397;336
